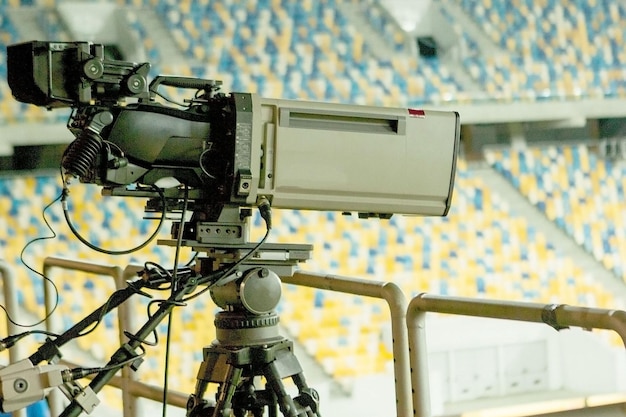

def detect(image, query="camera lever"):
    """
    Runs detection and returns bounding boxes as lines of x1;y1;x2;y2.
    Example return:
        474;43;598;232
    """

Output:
148;76;222;101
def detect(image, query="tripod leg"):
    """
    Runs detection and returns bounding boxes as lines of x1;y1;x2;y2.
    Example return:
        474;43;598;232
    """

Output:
263;359;300;417
187;361;213;415
188;346;230;416
263;346;320;417
292;373;320;417
213;364;243;417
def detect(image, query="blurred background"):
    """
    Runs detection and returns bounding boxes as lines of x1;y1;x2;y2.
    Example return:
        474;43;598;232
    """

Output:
2;0;626;416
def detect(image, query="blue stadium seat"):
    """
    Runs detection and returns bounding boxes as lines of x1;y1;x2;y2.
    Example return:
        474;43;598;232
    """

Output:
0;400;50;417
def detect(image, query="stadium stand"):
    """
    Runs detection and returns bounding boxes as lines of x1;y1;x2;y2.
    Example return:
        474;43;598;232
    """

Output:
2;0;626;114
486;144;626;283
7;0;463;106
457;0;626;99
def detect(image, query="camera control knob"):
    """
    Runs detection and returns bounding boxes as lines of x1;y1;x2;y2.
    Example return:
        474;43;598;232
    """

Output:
82;58;104;80
126;74;147;94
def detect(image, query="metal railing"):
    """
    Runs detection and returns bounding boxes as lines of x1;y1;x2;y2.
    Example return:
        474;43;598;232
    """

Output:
34;257;626;417
282;271;412;417
407;293;626;417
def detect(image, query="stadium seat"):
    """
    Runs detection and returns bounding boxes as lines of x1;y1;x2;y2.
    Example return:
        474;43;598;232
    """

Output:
487;144;626;284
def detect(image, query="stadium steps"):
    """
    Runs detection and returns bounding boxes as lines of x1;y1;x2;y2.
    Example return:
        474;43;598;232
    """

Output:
475;160;626;300
438;53;482;95
337;1;409;61
435;1;496;94
435;44;482;94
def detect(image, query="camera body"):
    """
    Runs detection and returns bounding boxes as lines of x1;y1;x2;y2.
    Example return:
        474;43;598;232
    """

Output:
7;40;460;219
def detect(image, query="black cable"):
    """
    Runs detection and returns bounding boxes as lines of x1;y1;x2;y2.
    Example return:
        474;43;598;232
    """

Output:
143;261;173;290
0;330;60;352
198;149;217;179
7;191;63;328
152;89;190;108
60;181;167;255
182;201;273;303
73;289;116;338
124;298;167;348
214;227;271;286
162;185;189;417
211;199;272;286
162;313;174;417
171;185;189;293
185;252;198;267
122;269;187;349
65;348;146;381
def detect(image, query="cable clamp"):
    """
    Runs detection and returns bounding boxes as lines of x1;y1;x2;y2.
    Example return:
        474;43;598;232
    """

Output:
541;304;569;331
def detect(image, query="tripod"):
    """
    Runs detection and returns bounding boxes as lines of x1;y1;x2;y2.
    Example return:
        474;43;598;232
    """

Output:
155;203;321;417
184;264;320;417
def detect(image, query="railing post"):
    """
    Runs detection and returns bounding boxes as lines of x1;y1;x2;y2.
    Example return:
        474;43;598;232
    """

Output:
0;260;27;417
42;257;133;417
405;299;430;417
282;271;412;417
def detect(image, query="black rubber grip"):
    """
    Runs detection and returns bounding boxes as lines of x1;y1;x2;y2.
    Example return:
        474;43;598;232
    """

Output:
149;76;221;92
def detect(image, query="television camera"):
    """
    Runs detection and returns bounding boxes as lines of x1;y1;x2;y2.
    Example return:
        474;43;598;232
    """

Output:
4;40;460;416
